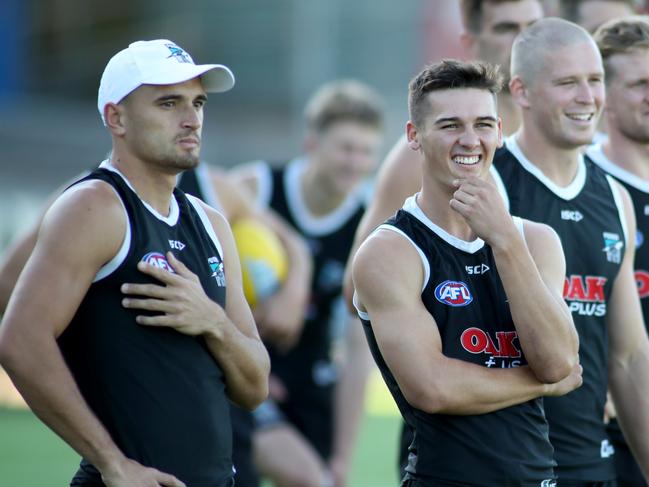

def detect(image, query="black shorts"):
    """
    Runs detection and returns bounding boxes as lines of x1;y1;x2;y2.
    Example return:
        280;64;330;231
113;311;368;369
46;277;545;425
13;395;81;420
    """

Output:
608;419;647;487
231;405;260;487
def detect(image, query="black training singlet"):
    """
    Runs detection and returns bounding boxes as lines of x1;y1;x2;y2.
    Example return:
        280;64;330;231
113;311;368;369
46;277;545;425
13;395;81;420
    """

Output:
588;143;649;484
252;158;365;458
357;195;556;487
494;137;626;482
59;163;233;487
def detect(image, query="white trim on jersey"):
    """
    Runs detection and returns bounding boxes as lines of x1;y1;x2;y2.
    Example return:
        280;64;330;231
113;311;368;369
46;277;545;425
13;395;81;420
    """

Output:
238;159;274;209
100;160;180;225
186;194;226;262
283;157;365;236
193;162;223;211
353;292;370;321
489;164;510;212
512;216;526;243
403;195;486;254
504;136;587;201
375;224;431;292
94;185;132;282
606;175;629;251
587;143;649;194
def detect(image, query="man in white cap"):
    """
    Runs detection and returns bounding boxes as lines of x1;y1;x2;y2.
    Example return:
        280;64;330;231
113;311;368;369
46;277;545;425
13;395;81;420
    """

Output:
0;39;270;487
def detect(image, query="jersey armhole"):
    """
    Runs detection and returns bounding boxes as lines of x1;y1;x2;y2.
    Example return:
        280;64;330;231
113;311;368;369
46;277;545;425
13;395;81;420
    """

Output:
186;194;226;261
93;186;131;282
606;174;629;248
374;224;430;292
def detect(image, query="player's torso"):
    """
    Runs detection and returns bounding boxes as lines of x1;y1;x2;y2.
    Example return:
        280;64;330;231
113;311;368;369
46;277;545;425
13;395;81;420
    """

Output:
494;140;624;481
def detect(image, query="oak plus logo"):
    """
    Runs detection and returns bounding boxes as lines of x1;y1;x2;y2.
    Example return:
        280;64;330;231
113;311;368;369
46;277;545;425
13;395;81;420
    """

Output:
461;327;522;368
434;280;473;307
563;275;607;317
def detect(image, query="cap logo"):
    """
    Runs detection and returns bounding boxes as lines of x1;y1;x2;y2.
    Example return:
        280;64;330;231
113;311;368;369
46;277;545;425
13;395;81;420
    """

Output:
165;43;192;64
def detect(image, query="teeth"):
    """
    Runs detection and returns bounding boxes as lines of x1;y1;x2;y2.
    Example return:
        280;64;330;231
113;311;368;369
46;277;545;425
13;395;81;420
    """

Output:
567;113;592;121
454;155;480;165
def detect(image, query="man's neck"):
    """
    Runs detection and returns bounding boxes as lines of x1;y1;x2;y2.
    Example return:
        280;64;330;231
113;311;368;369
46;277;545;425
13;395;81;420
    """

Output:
108;152;177;216
300;161;348;217
417;172;478;242
604;128;649;182
514;128;583;187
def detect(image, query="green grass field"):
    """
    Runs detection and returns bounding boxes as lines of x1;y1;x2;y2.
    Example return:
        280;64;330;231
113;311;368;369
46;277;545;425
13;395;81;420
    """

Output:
0;371;402;486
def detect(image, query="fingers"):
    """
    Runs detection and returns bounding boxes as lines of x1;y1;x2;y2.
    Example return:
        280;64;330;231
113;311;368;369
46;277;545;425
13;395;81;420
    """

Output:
166;252;198;282
134;314;176;327
155;470;186;487
122;297;175;314
121;283;169;299
136;260;180;284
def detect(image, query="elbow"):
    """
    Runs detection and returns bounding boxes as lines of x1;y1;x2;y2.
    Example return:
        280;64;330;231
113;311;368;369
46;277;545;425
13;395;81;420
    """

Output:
403;383;449;414
233;379;269;411
532;353;578;384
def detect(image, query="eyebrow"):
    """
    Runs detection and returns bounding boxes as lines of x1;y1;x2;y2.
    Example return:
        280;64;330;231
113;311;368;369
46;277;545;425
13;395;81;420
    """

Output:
155;94;208;103
434;116;497;124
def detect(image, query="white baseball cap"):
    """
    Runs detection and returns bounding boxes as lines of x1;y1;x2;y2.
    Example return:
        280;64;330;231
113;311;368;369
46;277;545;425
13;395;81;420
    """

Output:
97;39;235;124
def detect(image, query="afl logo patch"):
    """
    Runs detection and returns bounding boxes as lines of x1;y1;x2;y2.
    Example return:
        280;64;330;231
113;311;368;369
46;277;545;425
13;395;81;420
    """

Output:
141;252;174;273
434;280;473;307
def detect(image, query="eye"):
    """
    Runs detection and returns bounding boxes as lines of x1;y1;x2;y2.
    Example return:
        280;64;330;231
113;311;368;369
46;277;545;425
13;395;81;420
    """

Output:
160;100;175;108
441;123;458;130
194;99;206;108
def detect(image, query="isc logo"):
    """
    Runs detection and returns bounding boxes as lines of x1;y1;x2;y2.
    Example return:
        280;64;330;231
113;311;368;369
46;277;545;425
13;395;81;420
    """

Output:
434;280;473;307
141;252;175;273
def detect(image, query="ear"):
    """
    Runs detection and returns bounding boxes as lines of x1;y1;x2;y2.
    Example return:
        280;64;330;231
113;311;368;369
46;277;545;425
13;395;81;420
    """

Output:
104;103;127;136
508;76;531;109
406;121;420;151
496;117;504;148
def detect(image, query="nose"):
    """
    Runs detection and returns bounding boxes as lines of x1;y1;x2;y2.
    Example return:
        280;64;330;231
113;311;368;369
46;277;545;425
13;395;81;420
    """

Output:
458;127;479;148
182;105;202;130
575;80;596;104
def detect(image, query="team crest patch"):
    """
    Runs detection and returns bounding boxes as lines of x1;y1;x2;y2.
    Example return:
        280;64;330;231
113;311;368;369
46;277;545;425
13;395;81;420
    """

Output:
141;252;174;273
208;256;226;286
434;280;473;307
165;43;192;63
602;232;623;264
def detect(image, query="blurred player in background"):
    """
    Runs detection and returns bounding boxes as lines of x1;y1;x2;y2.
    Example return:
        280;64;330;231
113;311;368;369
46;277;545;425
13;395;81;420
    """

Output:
231;79;384;487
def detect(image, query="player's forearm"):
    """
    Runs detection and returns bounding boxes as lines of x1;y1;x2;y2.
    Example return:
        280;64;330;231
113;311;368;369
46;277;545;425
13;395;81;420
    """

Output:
331;321;373;468
205;323;270;409
610;344;649;481
492;239;578;382
410;361;555;415
0;333;124;473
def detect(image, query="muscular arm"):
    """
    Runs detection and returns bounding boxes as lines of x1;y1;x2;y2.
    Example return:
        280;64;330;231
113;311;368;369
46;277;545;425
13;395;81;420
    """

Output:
606;185;649;481
0;182;165;482
352;229;581;415
202;206;271;409
450;178;579;382
342;136;422;310
329;314;374;484
0;227;38;315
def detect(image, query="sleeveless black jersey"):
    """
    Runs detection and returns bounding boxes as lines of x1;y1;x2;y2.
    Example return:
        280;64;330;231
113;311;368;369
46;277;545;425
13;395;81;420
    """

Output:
494;138;626;482
177;162;223;211
358;196;556;486
59;164;233;487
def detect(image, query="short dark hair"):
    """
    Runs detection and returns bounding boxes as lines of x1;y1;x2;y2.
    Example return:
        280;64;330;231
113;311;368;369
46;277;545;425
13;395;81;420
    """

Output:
408;59;503;127
304;79;384;133
594;16;649;82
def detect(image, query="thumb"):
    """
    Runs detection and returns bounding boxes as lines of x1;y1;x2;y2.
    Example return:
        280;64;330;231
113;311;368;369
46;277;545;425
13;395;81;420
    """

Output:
155;469;186;487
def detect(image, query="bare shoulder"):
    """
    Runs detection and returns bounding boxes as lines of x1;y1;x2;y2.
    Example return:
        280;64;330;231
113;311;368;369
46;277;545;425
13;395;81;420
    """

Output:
39;179;125;259
521;219;562;249
228;160;268;198
353;227;425;308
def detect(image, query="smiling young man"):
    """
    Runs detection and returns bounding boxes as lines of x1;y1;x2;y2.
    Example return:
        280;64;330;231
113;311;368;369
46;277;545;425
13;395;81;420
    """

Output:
0;39;270;487
353;59;581;487
494;17;649;486
586;16;649;486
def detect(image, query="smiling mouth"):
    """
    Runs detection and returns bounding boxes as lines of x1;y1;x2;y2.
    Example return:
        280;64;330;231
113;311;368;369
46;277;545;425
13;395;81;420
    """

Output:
453;155;481;165
566;113;594;122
